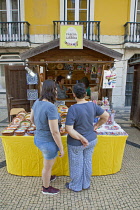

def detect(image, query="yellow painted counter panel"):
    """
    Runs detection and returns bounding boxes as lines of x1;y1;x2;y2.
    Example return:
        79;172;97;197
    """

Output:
1;135;127;176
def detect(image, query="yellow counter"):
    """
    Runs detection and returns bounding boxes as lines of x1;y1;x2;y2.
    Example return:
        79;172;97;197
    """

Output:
1;135;128;176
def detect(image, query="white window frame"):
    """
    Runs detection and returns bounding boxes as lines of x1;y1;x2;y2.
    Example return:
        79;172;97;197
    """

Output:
6;0;20;22
60;0;94;21
130;0;138;22
0;0;26;41
129;0;140;42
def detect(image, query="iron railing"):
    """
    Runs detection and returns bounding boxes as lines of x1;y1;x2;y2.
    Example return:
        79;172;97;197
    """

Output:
124;22;140;43
0;21;30;42
53;21;100;42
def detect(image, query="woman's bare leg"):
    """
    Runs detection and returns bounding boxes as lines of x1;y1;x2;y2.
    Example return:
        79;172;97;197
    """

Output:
42;158;56;188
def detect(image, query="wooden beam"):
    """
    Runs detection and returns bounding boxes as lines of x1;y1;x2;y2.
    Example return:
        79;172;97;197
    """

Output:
26;60;114;65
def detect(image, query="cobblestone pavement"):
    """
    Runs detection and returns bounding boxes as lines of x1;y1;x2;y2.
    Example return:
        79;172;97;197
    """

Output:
0;107;140;210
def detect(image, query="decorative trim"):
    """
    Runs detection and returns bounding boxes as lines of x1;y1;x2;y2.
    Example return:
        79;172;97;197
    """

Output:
20;0;25;21
60;0;64;21
130;0;138;22
90;0;94;21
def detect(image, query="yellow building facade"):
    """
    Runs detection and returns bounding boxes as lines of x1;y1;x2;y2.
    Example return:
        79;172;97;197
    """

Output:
24;0;130;36
0;0;140;108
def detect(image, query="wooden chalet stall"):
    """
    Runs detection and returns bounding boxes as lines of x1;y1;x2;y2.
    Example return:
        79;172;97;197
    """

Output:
5;38;122;120
20;38;122;105
129;60;140;129
2;39;129;177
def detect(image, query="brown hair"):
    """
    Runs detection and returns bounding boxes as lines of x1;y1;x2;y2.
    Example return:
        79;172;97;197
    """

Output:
56;75;65;83
39;79;56;103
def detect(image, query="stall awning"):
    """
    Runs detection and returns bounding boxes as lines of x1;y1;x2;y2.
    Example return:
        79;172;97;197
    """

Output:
20;38;123;61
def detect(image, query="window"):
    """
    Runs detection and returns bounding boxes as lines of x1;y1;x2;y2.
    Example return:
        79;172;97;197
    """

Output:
11;0;19;22
67;0;89;21
0;0;19;22
136;0;140;22
0;0;7;22
60;0;94;22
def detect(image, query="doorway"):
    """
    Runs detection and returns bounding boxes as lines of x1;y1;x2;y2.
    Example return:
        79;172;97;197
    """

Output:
125;66;134;106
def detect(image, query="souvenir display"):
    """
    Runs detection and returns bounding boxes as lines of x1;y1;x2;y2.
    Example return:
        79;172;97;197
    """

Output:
95;122;128;136
31;124;36;129
17;111;27;116
24;113;31;120
6;126;18;130
90;65;97;79
27;130;35;136
57;105;68;135
16;115;25;121
20;120;31;128
18;127;27;131
47;63;56;70
60;124;67;135
26;73;38;85
64;63;72;70
1;111;36;136
27;89;38;100
54;100;65;107
56;63;64;70
12;117;22;125
60;113;67;123
15;129;25;136
84;64;90;74
97;65;102;76
103;68;117;89
57;105;68;113
1;105;127;137
2;129;14;136
27;127;36;131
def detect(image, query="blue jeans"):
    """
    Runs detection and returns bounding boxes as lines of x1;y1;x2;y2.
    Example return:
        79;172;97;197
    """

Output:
34;136;59;160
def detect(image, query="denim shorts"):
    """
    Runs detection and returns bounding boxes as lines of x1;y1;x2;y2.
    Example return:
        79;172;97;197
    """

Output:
34;137;59;160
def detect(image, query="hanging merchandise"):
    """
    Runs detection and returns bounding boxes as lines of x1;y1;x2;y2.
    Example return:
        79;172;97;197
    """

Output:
64;63;74;70
96;77;99;84
77;64;83;71
102;67;117;89
26;73;38;85
90;64;97;80
83;63;89;74
97;65;102;76
56;63;64;70
27;89;38;100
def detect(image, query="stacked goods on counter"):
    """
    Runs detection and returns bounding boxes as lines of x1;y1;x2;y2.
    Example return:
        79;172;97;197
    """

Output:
57;105;68;136
96;123;128;136
93;105;128;136
2;111;36;136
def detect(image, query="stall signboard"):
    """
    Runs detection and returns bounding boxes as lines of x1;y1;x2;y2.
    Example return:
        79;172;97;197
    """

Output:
103;70;117;89
60;25;83;49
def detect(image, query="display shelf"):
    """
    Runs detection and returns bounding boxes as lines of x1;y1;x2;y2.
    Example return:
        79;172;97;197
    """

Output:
47;69;85;72
64;84;96;85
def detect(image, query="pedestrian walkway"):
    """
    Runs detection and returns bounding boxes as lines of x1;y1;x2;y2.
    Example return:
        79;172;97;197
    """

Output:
0;107;140;209
0;107;8;127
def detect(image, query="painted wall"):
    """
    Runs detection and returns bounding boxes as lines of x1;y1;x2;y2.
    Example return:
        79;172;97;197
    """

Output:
94;0;130;35
25;0;130;36
25;0;59;34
